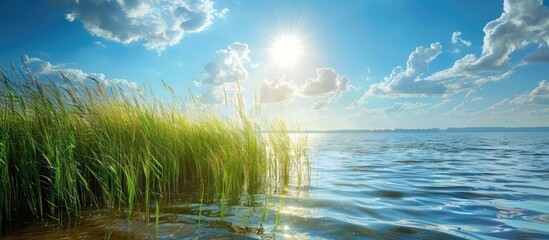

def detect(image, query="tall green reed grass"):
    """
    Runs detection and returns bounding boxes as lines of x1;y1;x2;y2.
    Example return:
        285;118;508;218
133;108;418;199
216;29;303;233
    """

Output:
0;66;309;228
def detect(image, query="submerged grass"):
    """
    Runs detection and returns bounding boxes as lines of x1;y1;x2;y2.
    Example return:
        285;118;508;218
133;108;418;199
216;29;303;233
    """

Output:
0;66;309;230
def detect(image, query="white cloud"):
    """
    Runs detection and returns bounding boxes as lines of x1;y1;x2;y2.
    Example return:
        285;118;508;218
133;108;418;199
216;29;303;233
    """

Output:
445;101;468;115
65;12;76;22
419;93;549;127
464;89;476;99
259;77;296;103
433;99;451;108
301;67;352;110
444;69;515;95
251;62;261;69
384;102;429;115
442;95;549;123
451;31;472;47
302;67;349;96
471;97;483;102
351;42;444;108
199;42;251;103
24;55;84;82
352;102;430;118
23;55;137;89
352;0;549;110
523;107;549;115
312;100;328;110
429;0;549;80
488;98;510;110
442;98;496;116
200;82;241;104
511;80;549;104
201;42;250;86
60;0;226;51
214;8;229;18
94;41;106;48
365;67;373;81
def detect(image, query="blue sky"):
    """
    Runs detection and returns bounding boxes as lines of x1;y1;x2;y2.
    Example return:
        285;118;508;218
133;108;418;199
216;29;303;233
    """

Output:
1;0;548;130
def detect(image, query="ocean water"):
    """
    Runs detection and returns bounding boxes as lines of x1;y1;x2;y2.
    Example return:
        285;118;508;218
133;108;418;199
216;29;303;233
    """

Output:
3;132;549;239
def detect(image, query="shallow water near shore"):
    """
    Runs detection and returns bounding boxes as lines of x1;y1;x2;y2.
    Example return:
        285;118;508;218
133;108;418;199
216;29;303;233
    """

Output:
3;132;549;239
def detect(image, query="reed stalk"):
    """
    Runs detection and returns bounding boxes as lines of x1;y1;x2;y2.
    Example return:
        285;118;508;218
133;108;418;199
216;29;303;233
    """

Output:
0;66;309;230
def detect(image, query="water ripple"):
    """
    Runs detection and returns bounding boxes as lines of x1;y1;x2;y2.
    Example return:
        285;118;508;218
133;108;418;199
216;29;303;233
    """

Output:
4;132;547;239
302;132;549;239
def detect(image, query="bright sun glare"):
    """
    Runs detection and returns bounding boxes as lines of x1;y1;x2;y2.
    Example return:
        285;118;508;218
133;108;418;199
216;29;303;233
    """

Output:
271;35;303;67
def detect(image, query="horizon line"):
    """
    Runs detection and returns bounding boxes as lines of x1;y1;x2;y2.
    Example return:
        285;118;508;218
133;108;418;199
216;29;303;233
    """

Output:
294;126;549;133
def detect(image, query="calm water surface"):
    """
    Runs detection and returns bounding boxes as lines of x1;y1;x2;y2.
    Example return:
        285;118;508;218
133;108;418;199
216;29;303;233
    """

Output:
3;132;549;239
286;132;549;239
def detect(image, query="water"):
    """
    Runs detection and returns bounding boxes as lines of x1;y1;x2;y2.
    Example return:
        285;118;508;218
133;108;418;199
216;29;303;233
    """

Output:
3;132;549;239
289;132;549;239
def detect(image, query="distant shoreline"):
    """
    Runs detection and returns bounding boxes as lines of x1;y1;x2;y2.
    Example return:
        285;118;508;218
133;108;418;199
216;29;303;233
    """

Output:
296;127;549;133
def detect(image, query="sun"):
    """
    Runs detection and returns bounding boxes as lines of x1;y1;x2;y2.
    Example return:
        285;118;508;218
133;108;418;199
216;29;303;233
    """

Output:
271;34;303;68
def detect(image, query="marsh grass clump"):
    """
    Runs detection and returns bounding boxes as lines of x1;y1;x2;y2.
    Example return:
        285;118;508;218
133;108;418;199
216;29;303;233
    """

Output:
0;66;309;229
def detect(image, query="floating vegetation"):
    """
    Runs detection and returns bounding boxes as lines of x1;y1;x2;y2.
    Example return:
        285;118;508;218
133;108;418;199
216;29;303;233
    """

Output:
0;65;309;231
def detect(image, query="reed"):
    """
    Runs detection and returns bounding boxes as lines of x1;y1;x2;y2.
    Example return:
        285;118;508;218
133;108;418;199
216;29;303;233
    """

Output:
0;66;309;229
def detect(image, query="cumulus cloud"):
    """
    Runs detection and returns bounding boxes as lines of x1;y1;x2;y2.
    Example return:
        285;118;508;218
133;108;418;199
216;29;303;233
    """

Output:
451;31;472;47
199;42;251;103
23;55;137;89
429;0;549;80
59;0;226;51
511;80;549;104
259;77;297;103
352;0;549;110
351;43;444;107
302;67;350;96
301;67;352;110
201;42;250;86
